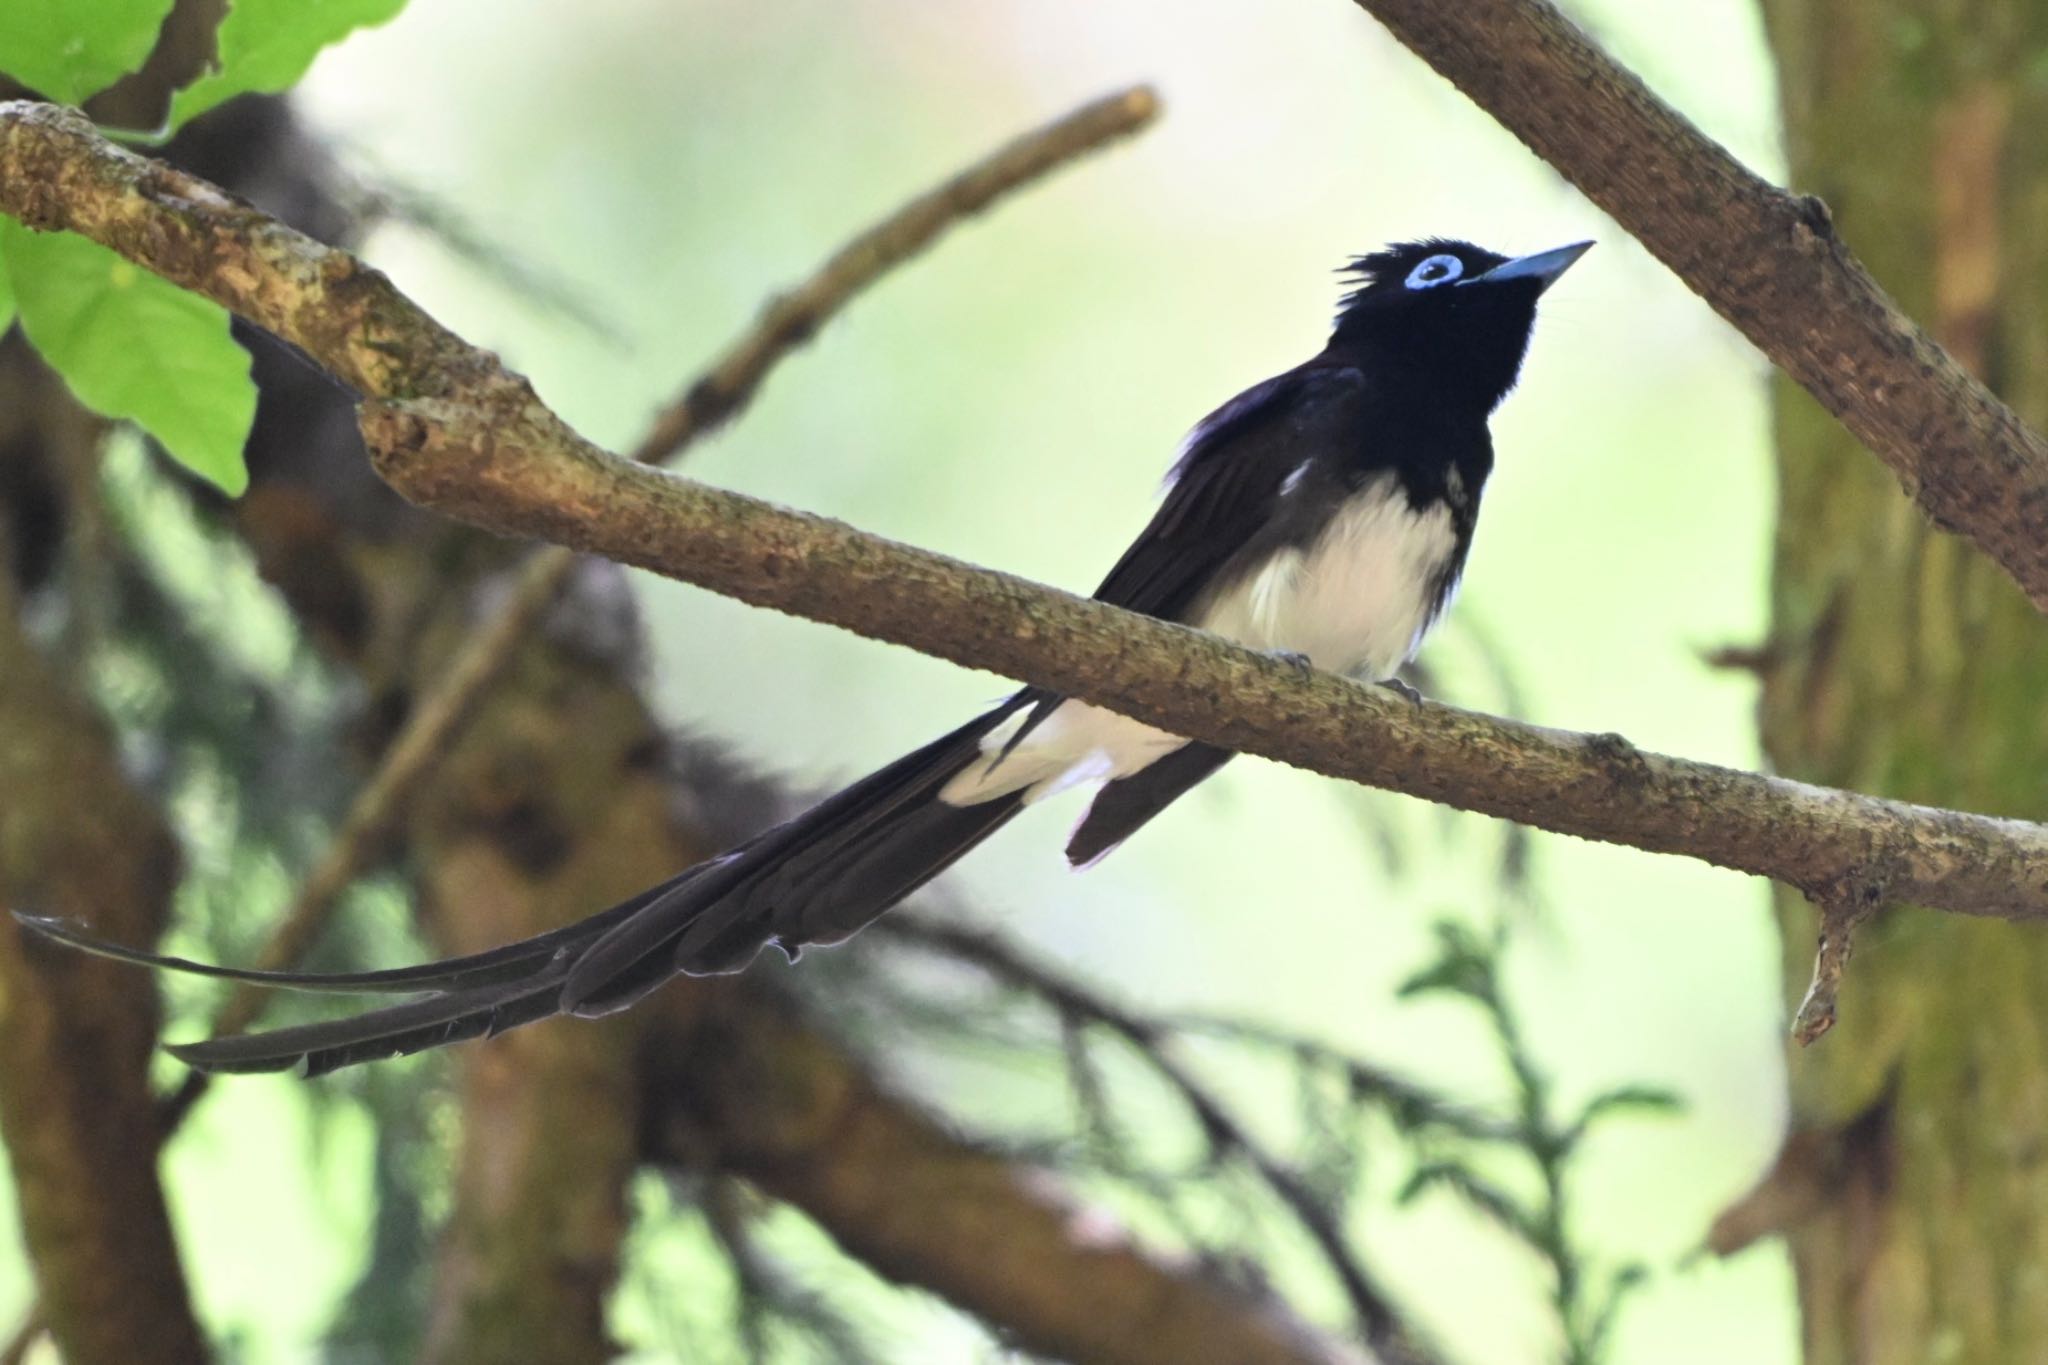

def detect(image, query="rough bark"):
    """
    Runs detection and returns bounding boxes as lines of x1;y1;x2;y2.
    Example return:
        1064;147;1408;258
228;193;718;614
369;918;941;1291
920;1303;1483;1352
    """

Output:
1755;3;2048;1360
0;344;208;1363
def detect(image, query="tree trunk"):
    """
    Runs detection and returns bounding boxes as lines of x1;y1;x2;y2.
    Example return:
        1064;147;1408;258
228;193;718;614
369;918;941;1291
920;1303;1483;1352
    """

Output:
0;344;208;1363
1759;3;2048;1360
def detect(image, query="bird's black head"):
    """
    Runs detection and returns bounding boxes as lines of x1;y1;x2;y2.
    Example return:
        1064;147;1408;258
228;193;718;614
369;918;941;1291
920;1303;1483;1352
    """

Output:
1331;238;1590;414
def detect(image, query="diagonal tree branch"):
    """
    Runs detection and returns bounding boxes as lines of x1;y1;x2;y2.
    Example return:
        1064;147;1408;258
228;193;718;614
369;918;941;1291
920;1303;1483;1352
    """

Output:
625;84;1160;462
360;404;2048;920
1346;0;2048;613
6;84;1177;1364
5;98;2048;933
879;917;1438;1364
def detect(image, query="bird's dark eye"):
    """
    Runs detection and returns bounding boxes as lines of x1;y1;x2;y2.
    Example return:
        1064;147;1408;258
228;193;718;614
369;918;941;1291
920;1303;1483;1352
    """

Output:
1404;254;1464;290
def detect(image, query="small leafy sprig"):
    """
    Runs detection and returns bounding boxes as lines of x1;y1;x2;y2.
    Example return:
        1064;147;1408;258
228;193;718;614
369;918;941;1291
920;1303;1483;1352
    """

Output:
1397;919;1679;1365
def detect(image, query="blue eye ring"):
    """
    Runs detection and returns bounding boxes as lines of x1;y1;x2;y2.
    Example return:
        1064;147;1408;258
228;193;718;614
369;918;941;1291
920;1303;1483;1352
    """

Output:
1404;254;1464;290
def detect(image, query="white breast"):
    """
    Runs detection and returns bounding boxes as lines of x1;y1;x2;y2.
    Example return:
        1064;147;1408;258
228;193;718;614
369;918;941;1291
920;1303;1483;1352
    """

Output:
939;473;1458;809
1194;473;1457;680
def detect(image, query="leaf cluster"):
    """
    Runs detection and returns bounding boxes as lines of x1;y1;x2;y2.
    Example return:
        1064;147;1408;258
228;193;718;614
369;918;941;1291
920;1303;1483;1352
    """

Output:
0;0;406;491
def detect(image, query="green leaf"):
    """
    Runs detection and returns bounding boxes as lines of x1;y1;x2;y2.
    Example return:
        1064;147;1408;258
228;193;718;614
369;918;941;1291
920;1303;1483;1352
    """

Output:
167;0;408;130
1398;1162;1545;1248
0;0;175;104
1;219;254;494
1560;1084;1684;1152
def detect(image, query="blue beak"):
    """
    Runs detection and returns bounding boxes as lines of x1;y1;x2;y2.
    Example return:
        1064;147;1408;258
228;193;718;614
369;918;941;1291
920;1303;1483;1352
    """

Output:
1464;240;1594;293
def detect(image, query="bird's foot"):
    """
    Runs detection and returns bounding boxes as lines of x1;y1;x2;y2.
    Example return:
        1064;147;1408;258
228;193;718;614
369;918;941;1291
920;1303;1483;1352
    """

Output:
1266;649;1316;674
1376;676;1425;706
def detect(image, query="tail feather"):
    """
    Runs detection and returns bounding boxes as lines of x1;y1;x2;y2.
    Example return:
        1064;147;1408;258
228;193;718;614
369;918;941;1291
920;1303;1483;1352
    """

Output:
165;971;575;1076
738;793;1026;949
567;700;1034;999
1066;742;1235;867
10;889;661;995
50;696;1043;1075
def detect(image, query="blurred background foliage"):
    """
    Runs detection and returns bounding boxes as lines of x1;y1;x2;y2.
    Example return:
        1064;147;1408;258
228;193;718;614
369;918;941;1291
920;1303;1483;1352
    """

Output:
0;1;1797;1361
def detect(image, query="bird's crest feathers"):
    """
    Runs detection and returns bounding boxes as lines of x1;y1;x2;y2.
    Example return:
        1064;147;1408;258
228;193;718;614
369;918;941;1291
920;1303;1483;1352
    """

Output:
1336;238;1507;316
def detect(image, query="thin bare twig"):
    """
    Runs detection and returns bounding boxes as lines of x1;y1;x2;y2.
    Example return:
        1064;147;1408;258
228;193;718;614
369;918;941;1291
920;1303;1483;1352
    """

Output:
1166;1014;1512;1142
1791;873;1889;1046
879;917;1439;1364
1347;0;2048;613
701;1178;882;1364
627;85;1160;462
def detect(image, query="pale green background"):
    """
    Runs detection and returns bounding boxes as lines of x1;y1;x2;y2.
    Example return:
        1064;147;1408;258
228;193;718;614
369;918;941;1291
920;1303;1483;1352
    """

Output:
3;1;1796;1360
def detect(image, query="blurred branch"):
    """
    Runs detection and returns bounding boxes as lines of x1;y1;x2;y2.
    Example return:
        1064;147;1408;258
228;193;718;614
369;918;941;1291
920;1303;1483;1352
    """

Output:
645;983;1374;1365
880;918;1439;1363
0;1314;40;1365
7;98;2048;952
1166;1014;1512;1143
420;917;644;1365
156;558;556;1124
155;82;1159;1124
0;525;207;1362
624;84;1161;460
345;172;626;341
1346;0;2048;614
702;1178;883;1365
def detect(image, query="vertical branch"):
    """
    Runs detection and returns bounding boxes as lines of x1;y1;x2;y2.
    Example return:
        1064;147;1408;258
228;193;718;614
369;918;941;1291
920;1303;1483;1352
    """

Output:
411;640;721;1364
0;397;207;1361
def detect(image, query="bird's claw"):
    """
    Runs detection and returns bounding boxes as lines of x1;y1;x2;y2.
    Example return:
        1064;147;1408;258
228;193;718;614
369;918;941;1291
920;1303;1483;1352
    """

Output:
1266;649;1316;674
1377;677;1425;706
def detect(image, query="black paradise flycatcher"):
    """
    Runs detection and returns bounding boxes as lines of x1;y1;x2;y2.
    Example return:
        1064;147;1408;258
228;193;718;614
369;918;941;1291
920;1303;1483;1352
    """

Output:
20;237;1590;1074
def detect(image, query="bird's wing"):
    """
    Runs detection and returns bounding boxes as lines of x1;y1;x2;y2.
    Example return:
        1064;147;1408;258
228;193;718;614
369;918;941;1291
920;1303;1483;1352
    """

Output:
1089;363;1373;620
986;362;1375;762
1049;364;1379;860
